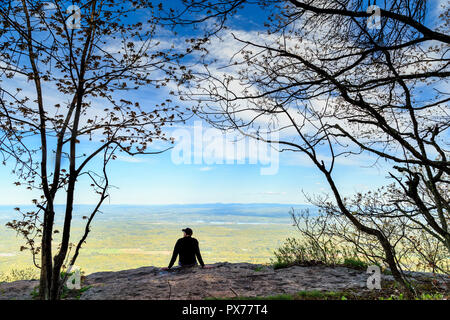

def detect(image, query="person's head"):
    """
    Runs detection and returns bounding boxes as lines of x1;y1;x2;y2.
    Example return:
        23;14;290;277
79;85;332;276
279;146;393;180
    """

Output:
182;227;193;237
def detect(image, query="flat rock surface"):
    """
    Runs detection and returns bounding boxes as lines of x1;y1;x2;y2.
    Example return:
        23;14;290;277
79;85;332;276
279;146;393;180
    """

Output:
0;262;448;300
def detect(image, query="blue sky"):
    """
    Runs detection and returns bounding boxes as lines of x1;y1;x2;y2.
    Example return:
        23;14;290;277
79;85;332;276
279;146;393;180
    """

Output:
0;142;390;205
0;0;446;205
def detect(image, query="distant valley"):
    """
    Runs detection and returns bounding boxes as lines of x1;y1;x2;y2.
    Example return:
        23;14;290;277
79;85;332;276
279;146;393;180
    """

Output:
0;204;312;274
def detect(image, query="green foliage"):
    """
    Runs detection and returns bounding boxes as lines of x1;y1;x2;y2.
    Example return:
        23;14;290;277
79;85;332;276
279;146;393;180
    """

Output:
262;294;294;300
30;286;39;299
60;268;84;281
206;293;294;300
296;290;343;299
58;268;90;300
240;294;294;300
342;258;369;270
75;285;92;300
382;269;393;275
415;293;444;300
60;282;91;300
272;237;367;269
272;261;292;270
296;290;327;299
0;268;39;282
208;288;447;300
60;284;92;300
377;284;446;300
271;237;335;268
272;237;386;272
207;290;346;300
205;294;293;300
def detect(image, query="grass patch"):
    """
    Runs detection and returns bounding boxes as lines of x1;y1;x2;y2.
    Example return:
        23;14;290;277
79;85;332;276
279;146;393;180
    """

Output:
61;285;92;300
205;277;449;301
206;293;295;300
253;265;265;272
206;290;348;300
30;284;93;300
378;292;445;300
296;290;341;299
272;261;292;270
205;286;448;300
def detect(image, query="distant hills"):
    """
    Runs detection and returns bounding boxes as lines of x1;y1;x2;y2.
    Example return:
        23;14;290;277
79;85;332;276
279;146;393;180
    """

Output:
0;203;317;224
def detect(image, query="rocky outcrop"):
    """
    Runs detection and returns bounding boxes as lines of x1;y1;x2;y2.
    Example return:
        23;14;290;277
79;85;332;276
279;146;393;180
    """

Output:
79;262;397;300
0;279;38;300
0;262;448;300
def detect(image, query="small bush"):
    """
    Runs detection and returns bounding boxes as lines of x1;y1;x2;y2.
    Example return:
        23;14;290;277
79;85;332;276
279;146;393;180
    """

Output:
272;237;384;271
0;268;39;282
342;258;369;270
272;237;352;269
271;237;338;268
272;261;293;270
30;286;39;299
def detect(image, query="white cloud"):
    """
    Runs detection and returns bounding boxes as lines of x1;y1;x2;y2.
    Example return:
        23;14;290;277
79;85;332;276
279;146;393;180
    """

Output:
115;155;147;163
258;191;287;196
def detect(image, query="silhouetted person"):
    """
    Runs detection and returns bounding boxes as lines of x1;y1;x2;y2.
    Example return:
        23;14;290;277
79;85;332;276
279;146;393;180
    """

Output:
162;228;211;270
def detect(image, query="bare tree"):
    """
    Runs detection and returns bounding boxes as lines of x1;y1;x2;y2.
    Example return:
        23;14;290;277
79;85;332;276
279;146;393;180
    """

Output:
291;188;449;276
0;0;189;299
167;0;449;295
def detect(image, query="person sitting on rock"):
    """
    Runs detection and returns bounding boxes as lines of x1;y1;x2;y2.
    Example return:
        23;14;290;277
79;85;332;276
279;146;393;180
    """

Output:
162;227;211;270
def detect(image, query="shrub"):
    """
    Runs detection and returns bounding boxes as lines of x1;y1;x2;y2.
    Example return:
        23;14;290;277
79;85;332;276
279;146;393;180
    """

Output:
0;268;39;282
342;258;369;270
272;237;354;268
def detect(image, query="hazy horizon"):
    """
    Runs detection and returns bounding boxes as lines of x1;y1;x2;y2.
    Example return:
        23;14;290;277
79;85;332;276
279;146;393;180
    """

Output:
0;203;304;273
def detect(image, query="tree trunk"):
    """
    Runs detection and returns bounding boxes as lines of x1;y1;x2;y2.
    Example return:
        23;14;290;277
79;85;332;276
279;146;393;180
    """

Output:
322;170;415;297
39;206;54;299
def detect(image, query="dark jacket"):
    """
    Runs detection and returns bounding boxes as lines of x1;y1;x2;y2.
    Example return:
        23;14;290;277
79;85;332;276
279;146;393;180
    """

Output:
168;236;205;269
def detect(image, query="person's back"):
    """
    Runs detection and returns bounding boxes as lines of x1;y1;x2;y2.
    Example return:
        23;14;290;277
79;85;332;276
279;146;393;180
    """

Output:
165;228;206;269
172;236;204;267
